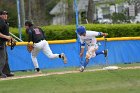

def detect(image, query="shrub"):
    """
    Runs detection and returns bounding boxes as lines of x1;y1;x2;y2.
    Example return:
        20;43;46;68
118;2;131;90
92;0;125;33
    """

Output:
10;24;140;41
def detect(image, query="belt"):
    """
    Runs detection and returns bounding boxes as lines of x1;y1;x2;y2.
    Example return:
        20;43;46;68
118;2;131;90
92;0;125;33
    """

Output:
34;39;44;43
87;44;96;46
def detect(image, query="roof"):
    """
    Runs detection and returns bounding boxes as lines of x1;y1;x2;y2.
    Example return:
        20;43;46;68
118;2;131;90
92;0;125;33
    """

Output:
50;0;89;15
50;0;101;15
50;1;67;15
78;0;89;12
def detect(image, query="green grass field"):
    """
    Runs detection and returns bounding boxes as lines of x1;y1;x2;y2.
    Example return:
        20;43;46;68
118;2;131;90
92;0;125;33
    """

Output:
0;65;140;93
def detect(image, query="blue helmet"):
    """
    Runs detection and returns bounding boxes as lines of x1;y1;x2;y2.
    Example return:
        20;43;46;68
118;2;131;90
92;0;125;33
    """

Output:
77;26;86;35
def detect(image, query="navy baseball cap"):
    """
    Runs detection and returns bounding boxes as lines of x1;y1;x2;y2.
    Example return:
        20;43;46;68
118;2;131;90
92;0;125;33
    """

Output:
0;10;8;15
77;26;86;35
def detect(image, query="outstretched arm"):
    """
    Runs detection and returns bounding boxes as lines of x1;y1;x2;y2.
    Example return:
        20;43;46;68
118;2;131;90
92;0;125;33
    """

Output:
87;31;108;37
100;32;108;37
0;32;12;40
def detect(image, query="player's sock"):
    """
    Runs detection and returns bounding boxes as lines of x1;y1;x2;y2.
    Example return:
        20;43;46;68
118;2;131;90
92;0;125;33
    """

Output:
83;59;89;68
59;54;61;58
96;51;104;56
84;62;88;68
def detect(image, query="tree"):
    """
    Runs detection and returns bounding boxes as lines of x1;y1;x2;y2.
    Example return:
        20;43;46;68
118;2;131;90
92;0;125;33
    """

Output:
45;0;60;25
87;0;94;23
111;12;126;23
67;0;74;24
24;0;56;26
0;0;17;27
25;0;47;26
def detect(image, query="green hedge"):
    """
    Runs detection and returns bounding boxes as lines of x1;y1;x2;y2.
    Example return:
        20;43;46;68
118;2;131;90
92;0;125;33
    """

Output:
10;24;140;41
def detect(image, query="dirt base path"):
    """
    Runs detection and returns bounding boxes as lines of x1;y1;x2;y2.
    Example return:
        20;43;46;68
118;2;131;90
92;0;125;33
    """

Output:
0;66;140;81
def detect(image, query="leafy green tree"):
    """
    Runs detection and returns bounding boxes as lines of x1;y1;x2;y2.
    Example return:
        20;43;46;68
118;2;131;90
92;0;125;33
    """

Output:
0;0;17;27
111;13;126;23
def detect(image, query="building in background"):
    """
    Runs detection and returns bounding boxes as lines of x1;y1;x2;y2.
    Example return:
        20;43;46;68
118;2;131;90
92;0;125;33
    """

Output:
50;0;140;25
50;1;67;25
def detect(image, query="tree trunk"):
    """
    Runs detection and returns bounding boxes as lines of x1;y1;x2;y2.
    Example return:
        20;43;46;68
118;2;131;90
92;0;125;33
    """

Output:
87;0;94;23
20;0;25;27
24;0;47;26
67;0;74;24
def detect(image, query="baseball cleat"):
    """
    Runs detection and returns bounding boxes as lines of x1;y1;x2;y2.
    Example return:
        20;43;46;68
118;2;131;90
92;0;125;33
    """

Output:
79;66;85;72
61;53;67;64
104;49;108;57
6;73;14;77
0;74;7;78
35;71;42;74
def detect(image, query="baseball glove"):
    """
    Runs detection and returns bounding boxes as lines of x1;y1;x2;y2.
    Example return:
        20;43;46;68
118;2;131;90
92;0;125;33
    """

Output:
7;38;16;50
27;43;34;53
11;39;16;50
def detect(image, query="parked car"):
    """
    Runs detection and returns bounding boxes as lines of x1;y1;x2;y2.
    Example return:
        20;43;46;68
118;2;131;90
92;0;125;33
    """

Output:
98;18;112;24
129;19;140;23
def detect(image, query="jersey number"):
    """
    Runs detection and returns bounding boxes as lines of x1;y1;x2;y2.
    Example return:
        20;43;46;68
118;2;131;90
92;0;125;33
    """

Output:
34;28;41;35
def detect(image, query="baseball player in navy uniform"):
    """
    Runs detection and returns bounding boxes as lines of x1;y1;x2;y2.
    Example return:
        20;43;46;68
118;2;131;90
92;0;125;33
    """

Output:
77;26;108;72
25;21;67;73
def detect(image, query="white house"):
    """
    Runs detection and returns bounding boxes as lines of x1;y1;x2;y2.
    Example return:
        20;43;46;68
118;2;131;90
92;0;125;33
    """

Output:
50;0;140;25
50;1;67;25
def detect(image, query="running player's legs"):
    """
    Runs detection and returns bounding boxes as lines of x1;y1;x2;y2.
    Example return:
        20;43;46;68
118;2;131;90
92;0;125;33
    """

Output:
31;46;40;69
86;45;98;60
81;45;98;70
42;41;59;58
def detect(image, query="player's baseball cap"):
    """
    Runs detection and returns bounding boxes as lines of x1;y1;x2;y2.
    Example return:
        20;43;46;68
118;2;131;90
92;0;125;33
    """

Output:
77;26;86;35
0;10;8;15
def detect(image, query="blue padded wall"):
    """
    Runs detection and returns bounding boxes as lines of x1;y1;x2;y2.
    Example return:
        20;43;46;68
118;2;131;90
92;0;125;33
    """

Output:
7;40;140;71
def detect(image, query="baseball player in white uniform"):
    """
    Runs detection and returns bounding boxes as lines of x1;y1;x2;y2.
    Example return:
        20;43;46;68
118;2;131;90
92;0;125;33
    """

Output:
77;26;108;72
25;21;67;73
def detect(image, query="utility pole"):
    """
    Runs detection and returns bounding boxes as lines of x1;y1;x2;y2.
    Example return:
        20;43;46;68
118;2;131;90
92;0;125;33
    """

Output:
28;0;32;20
16;0;22;40
21;0;25;27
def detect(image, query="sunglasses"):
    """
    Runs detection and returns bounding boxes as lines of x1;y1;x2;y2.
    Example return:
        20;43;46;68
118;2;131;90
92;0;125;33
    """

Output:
2;13;8;15
1;11;8;15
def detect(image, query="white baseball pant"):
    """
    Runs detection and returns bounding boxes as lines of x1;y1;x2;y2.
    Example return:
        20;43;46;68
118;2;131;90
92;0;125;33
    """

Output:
31;40;59;68
86;44;99;59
